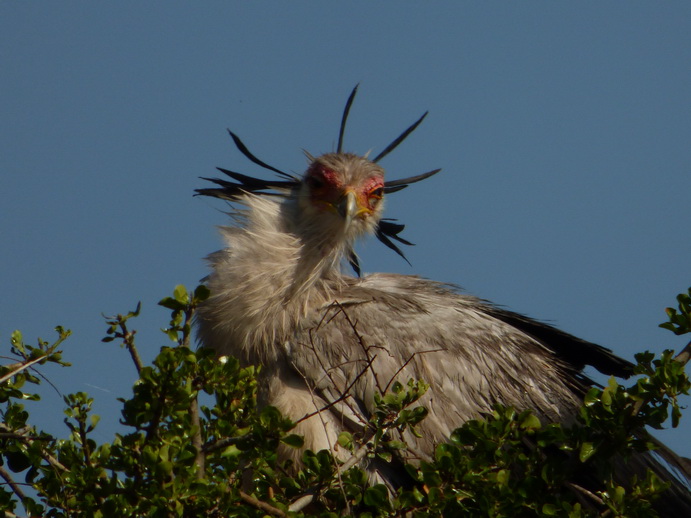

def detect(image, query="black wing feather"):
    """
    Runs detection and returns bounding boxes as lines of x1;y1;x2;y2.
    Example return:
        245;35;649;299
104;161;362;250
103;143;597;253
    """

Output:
486;306;635;378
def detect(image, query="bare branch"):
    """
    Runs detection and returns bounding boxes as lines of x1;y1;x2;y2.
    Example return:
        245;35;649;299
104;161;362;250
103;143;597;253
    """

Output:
0;355;49;385
289;423;393;513
565;481;605;508
120;322;143;375
383;347;445;395
239;491;286;517
202;435;243;454
294;354;376;425
331;301;387;395
674;340;691;366
0;466;26;505
0;423;67;473
190;398;205;479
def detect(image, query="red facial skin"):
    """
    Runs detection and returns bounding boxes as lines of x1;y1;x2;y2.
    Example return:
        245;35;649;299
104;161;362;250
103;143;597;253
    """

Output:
306;164;384;215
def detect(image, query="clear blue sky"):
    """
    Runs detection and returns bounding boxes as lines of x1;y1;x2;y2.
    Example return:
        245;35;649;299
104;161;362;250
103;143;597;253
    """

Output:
3;4;690;457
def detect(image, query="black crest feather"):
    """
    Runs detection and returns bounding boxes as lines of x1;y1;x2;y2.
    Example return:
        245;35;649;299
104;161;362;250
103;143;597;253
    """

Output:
196;87;440;272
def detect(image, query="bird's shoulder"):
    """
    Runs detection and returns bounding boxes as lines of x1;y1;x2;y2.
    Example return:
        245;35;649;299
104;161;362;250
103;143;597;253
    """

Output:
293;272;537;378
297;272;633;379
288;272;590;427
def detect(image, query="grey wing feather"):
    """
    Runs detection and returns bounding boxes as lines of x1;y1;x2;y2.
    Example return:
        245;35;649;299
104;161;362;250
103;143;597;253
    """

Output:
285;273;691;511
287;273;600;457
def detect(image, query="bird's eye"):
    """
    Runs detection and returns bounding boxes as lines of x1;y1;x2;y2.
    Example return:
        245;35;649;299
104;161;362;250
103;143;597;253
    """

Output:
369;187;384;200
306;176;324;189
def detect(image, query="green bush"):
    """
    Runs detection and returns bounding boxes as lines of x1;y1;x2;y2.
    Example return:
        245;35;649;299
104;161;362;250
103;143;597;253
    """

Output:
1;287;689;517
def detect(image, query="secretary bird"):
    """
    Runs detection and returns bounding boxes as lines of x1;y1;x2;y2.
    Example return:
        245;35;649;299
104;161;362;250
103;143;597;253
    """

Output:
195;86;691;514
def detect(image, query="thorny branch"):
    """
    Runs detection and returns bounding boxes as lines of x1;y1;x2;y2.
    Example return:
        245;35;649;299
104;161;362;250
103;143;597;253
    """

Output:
295;305;384;515
228;301;420;518
297;311;376;430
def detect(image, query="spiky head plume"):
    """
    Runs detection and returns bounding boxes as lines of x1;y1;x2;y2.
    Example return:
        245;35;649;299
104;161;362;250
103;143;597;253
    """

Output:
195;86;441;274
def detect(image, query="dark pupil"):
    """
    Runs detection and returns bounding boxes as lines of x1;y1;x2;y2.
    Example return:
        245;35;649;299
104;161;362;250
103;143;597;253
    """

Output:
307;176;323;189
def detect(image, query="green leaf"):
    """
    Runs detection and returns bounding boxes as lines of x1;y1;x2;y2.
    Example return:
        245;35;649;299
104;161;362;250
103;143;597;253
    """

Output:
583;387;600;407
10;330;25;354
158;297;184;311
363;484;389;508
496;468;509;486
519;413;541;430
194;284;211;302
173;284;189;304
579;441;596;462
337;431;354;450
281;434;304;448
385;440;407;450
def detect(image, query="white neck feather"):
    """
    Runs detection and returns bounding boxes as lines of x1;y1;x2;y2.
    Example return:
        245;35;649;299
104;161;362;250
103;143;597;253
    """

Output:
197;194;350;365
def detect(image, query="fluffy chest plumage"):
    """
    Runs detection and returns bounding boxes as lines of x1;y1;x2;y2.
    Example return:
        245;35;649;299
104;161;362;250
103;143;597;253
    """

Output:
195;195;345;365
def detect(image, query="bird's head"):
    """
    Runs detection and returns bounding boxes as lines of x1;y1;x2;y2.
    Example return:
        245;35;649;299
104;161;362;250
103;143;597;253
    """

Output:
294;152;385;242
196;85;441;275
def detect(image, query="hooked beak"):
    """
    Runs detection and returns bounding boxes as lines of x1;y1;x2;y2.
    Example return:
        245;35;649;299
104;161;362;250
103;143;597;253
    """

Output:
336;190;360;226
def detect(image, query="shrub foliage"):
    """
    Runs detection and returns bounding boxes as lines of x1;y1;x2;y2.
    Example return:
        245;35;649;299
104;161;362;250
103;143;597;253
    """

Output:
1;287;689;517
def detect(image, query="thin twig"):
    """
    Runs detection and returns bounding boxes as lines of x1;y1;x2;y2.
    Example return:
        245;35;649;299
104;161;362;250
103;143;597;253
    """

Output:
0;424;67;472
332;301;387;394
289;424;392;513
239;490;286;517
383;348;445;395
304;327;373;424
565;481;605;507
294;364;353;516
0;355;49;385
120;321;143;374
202;435;242;454
190;397;205;479
294;354;376;425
